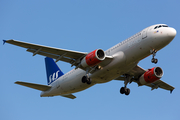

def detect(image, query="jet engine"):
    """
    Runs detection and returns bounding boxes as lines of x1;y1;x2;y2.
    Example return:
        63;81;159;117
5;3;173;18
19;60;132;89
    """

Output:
81;49;105;68
138;67;163;85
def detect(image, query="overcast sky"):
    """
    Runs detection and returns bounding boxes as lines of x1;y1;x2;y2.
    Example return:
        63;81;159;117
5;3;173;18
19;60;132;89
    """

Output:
1;1;180;120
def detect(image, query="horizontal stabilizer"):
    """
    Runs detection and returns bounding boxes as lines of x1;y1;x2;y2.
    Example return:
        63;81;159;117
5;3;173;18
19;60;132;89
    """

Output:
15;81;51;91
61;94;76;99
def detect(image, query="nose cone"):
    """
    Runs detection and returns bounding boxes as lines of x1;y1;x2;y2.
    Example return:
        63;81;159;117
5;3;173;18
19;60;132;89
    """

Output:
168;27;177;39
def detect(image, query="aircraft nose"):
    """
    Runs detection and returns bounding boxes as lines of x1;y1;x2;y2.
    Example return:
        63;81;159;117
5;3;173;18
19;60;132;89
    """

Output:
167;27;177;39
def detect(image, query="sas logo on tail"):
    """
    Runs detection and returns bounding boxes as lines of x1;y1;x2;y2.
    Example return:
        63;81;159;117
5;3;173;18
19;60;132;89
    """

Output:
48;70;60;84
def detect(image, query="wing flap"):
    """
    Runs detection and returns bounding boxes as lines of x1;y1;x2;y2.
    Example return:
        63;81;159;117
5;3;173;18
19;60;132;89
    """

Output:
27;48;73;63
15;81;51;91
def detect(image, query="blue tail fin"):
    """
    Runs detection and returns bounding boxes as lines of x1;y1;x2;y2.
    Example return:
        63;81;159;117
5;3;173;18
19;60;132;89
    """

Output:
45;57;64;85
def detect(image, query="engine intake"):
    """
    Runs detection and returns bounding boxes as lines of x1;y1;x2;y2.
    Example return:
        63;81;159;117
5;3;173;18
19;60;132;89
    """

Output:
138;67;163;85
81;49;105;68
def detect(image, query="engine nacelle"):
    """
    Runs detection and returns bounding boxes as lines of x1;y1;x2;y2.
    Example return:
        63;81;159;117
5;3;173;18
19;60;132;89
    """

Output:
138;67;163;85
81;49;105;68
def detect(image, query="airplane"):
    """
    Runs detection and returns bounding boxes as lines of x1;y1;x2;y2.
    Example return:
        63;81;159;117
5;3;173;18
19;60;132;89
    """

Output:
3;24;176;99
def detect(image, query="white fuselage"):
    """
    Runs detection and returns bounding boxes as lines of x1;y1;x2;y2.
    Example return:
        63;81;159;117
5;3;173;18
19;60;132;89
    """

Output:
41;24;176;97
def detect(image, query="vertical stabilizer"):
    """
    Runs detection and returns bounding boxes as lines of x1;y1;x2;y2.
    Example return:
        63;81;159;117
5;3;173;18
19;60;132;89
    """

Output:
45;57;64;85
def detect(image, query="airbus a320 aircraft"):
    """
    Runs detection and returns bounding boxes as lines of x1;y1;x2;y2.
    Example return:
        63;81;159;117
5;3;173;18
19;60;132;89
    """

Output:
4;24;176;99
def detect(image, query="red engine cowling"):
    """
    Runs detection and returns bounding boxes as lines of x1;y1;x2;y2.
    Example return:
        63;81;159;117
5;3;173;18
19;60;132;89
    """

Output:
81;49;105;68
138;67;163;85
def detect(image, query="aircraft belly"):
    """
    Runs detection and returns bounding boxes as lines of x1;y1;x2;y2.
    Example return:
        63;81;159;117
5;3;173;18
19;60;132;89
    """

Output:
90;50;137;83
53;70;93;95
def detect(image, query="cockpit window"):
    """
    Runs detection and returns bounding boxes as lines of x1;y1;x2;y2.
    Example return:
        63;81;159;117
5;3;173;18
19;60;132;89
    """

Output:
154;25;168;29
154;26;158;29
162;25;168;27
158;25;162;28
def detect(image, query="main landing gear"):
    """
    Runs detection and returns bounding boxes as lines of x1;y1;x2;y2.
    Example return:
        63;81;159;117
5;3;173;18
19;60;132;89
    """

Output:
151;49;158;64
120;87;130;95
120;74;131;96
82;76;92;84
82;69;92;85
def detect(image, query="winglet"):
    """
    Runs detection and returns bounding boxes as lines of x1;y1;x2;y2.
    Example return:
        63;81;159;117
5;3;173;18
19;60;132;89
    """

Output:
3;40;7;45
170;89;173;94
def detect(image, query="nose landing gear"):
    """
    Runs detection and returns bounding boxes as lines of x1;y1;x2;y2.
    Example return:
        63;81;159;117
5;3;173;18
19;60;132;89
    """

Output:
151;49;158;64
151;58;158;64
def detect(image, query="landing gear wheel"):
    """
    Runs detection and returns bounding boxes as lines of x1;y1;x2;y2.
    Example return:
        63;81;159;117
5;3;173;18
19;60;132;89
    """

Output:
87;78;92;85
82;76;87;83
120;87;130;95
151;58;158;64
120;87;125;94
154;58;158;64
82;76;92;85
125;88;130;95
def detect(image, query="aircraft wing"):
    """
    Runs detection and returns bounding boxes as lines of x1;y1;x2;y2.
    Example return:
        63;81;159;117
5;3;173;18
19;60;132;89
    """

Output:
4;39;113;70
4;39;87;65
115;65;175;92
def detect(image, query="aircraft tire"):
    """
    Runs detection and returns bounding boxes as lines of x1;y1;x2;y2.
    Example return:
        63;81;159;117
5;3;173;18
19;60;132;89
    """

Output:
125;88;130;95
154;59;158;64
82;76;87;83
87;78;92;85
151;58;158;64
120;87;125;94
